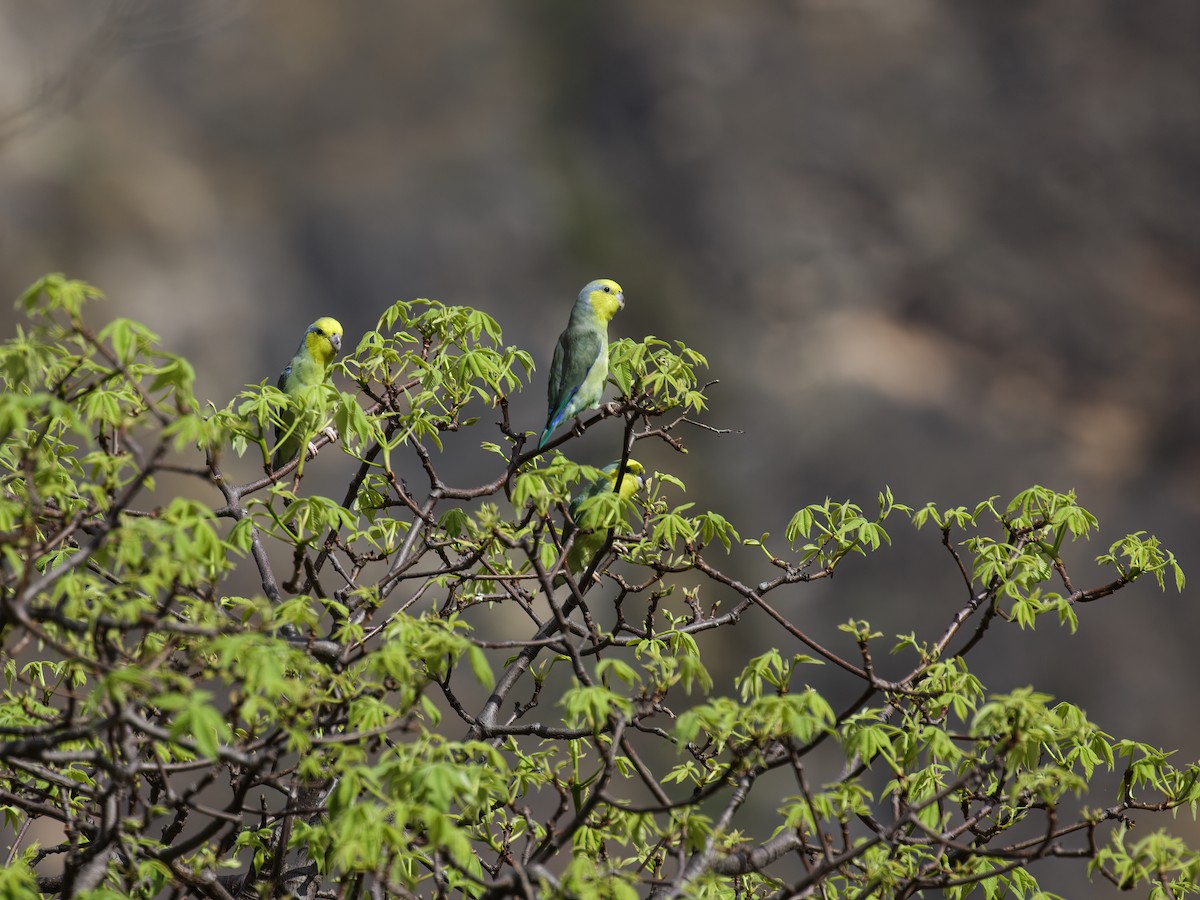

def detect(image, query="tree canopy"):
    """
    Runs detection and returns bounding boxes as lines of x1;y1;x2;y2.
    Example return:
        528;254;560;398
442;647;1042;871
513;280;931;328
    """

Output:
0;275;1195;899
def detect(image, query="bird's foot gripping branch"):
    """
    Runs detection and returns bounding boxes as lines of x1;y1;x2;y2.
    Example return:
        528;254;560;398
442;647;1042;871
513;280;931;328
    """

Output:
0;275;1194;899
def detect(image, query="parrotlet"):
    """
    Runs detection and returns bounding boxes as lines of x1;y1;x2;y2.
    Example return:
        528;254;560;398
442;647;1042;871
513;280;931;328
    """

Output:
273;316;343;470
537;278;624;450
558;459;645;584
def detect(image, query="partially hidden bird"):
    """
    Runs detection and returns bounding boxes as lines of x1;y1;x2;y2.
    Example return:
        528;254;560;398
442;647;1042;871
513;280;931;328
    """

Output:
537;278;625;450
557;459;646;585
272;316;343;471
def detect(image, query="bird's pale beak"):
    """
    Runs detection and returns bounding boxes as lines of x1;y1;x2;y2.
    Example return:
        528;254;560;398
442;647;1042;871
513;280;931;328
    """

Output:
331;333;342;353
616;291;625;310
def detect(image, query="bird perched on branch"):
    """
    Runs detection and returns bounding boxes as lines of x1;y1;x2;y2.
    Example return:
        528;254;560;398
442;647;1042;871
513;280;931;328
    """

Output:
537;278;625;450
557;459;645;585
272;316;343;471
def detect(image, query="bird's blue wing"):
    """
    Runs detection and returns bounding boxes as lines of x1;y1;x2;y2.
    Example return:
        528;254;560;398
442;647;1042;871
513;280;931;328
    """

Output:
540;384;581;448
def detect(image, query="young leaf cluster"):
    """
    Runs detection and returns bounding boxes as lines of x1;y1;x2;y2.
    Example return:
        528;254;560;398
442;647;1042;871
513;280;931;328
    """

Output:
0;277;1195;899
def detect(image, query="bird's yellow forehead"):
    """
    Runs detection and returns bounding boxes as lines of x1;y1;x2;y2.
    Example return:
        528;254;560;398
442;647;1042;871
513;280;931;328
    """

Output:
581;278;622;298
309;316;343;338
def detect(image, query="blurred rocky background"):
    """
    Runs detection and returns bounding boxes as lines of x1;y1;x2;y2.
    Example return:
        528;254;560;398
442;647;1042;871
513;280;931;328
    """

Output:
2;2;1198;893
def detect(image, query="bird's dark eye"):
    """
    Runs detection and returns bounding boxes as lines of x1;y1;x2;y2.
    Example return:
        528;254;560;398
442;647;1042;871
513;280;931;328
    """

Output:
602;285;611;293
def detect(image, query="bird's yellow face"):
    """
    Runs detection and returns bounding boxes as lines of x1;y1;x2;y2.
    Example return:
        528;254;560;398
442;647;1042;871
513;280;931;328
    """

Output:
305;317;343;368
581;278;625;322
615;459;645;499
